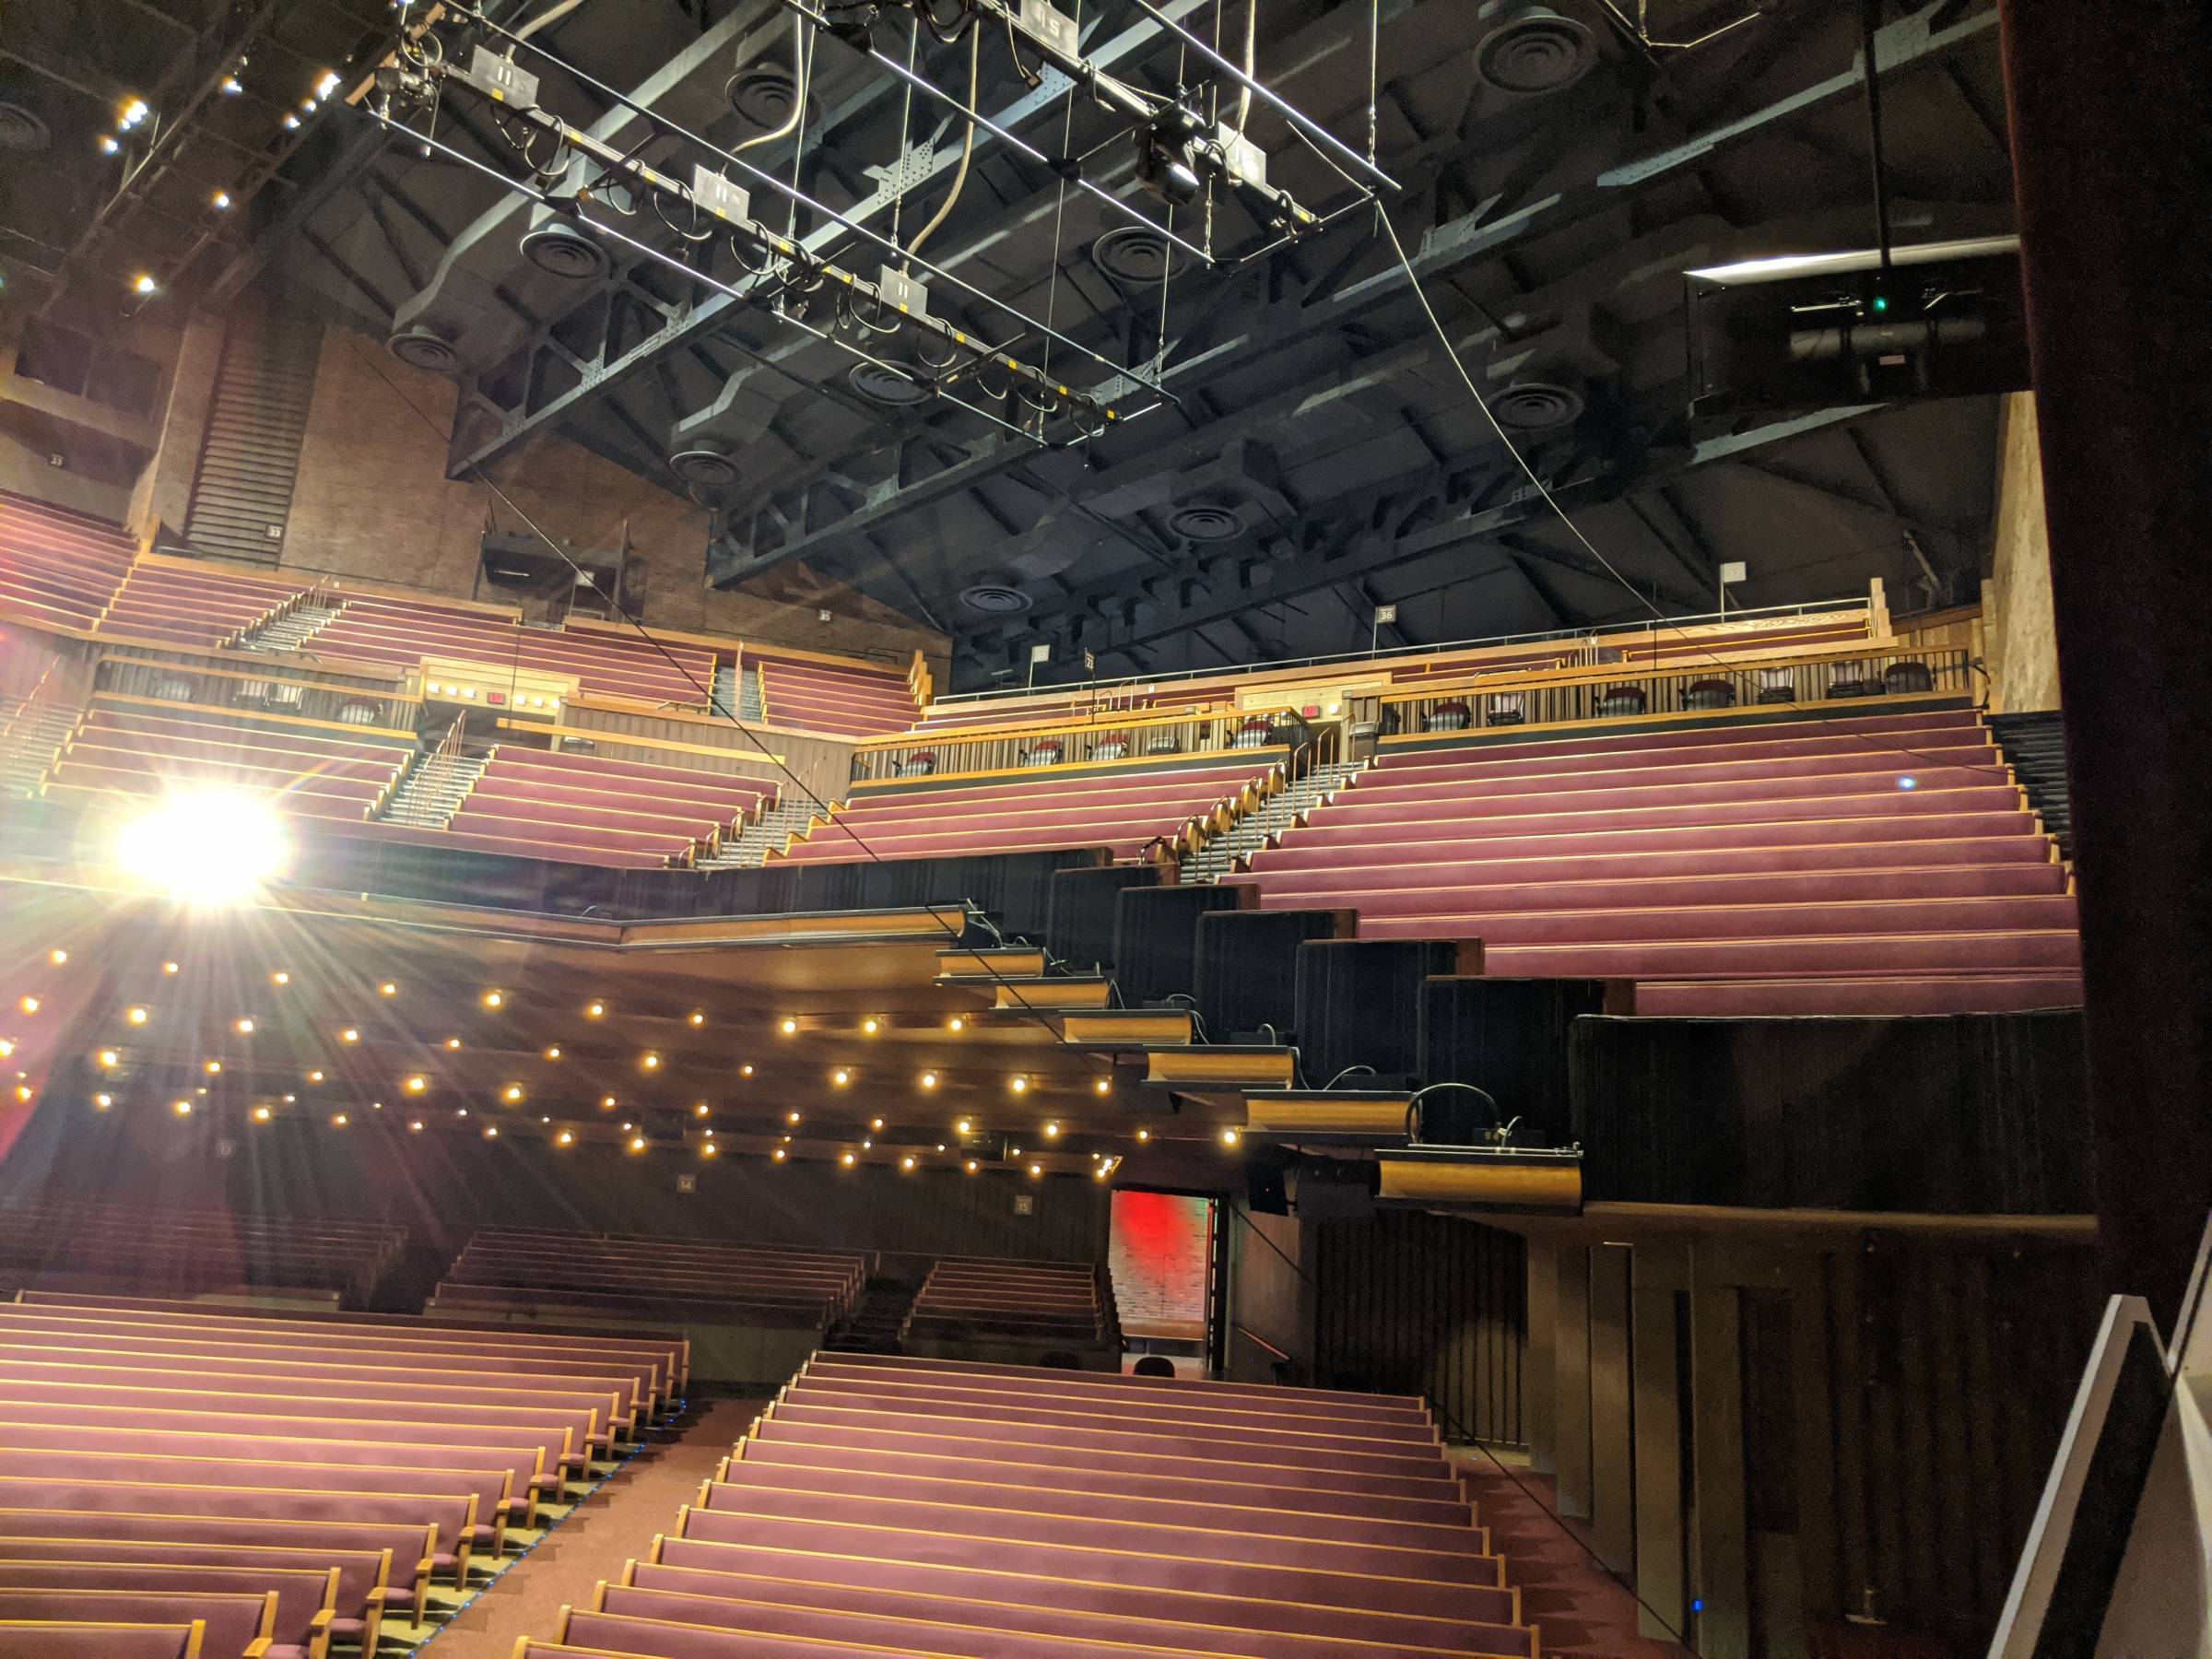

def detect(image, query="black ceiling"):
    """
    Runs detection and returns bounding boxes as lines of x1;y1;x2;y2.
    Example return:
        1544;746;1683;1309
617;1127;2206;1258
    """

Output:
7;0;2017;688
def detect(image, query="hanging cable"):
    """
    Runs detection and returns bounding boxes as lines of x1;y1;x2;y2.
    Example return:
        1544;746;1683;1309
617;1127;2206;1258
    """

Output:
903;20;979;266
513;0;587;41
1235;0;1257;134
730;10;810;155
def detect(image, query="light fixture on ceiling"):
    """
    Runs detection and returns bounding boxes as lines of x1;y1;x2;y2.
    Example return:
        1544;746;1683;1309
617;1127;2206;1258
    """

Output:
115;790;286;905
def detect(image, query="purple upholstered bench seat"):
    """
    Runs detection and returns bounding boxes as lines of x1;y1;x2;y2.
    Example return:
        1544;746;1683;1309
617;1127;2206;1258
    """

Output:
0;1534;398;1653
697;1478;1498;1584
676;1503;1518;1624
0;1588;276;1659
0;1620;206;1659
0;1506;433;1617
0;1564;337;1659
732;1432;1469;1524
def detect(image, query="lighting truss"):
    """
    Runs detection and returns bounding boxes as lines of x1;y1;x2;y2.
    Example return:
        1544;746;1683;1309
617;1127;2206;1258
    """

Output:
380;0;1378;453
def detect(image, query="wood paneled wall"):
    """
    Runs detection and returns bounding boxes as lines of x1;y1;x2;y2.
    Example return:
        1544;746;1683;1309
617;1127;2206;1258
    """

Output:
0;1105;1110;1268
1312;1208;1526;1444
1524;1223;2102;1657
559;703;855;806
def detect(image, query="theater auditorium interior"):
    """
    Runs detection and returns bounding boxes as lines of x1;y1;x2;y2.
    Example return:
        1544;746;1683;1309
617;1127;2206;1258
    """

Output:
1;0;2206;1656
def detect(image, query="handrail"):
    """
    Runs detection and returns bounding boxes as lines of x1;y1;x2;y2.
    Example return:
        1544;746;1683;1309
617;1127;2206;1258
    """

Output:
859;699;1257;753
926;591;1876;708
1231;1323;1292;1363
850;708;1298;788
1374;638;1919;706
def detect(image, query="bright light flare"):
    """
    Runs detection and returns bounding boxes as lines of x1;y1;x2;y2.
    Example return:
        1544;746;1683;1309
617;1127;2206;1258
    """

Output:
116;791;288;905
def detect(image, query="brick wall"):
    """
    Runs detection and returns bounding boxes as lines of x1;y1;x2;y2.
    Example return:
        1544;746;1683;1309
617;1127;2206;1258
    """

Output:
134;312;945;675
1109;1189;1211;1336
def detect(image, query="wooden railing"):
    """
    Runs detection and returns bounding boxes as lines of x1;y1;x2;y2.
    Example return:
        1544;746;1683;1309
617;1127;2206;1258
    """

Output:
92;650;421;733
849;703;1305;787
1367;645;1975;740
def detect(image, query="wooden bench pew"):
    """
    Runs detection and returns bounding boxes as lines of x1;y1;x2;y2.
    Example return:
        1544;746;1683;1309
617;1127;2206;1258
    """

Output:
0;1563;338;1659
0;1590;276;1659
0;1619;206;1659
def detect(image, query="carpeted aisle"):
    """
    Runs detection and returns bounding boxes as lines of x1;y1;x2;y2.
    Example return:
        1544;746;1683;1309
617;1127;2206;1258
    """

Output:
418;1395;762;1659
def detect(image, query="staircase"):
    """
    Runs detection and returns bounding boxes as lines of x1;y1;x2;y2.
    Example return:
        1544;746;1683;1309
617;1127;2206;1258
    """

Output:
0;700;83;796
709;659;742;720
736;664;765;723
379;744;488;828
1179;757;1368;883
1990;711;2071;858
697;795;827;869
237;598;345;653
820;1271;926;1355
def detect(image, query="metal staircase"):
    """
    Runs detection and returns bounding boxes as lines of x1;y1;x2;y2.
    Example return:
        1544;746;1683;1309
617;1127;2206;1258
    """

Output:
1179;757;1369;883
736;665;765;722
0;700;83;797
379;742;488;829
1990;711;2072;858
237;598;345;653
709;659;742;720
696;795;828;869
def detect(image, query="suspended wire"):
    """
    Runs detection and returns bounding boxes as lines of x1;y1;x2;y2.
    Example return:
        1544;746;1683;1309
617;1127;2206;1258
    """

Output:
904;21;981;265
730;9;810;156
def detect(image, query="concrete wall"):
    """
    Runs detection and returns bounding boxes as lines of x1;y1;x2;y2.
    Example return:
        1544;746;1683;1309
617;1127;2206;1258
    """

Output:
1984;391;2062;713
0;296;179;526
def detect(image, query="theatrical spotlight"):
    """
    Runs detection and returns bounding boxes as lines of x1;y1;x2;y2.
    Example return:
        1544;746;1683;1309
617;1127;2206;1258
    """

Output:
115;790;288;905
1135;105;1207;208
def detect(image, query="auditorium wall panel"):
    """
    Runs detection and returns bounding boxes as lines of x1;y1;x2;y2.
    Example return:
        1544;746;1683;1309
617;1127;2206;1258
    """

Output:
0;1105;1111;1277
1519;1223;2100;1657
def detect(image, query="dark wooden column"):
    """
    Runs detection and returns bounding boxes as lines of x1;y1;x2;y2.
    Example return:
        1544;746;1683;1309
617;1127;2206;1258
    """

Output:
1997;1;2212;1330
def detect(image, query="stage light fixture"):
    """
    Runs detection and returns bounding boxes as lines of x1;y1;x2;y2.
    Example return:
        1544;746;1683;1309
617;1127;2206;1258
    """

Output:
920;1072;939;1090
641;1052;661;1069
94;1094;112;1110
830;1067;851;1087
901;1156;916;1171
409;1119;424;1132
545;1046;560;1060
601;1095;618;1110
316;71;342;98
689;1011;706;1026
133;274;158;295
270;971;288;986
1028;1162;1042;1178
236;1018;255;1035
772;1147;786;1161
861;1018;880;1035
127;1008;148;1026
629;1135;647;1152
586;1001;605;1018
17;997;37;1016
486;1125;500;1138
445;1037;463;1050
48;949;65;965
116;790;287;905
1042;1121;1061;1138
341;1029;359;1043
164;963;180;976
502;1084;524;1102
1009;1075;1030;1094
100;135;121;155
172;1099;192;1116
1220;1127;1241;1147
482;989;504;1008
840;1151;855;1167
1094;1077;1112;1095
964;1159;979;1173
212;191;231;210
558;1130;573;1145
954;1117;972;1134
695;1102;711;1117
780;1018;798;1035
221;76;243;95
332;1112;349;1126
1136;1126;1151;1142
380;982;397;996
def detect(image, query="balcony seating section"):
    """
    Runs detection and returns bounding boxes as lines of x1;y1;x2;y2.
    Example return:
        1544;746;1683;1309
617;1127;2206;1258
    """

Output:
96;562;306;649
0;1201;405;1302
777;755;1278;865
304;593;716;707
1240;707;2083;1017
41;701;414;822
509;1349;1542;1659
0;492;136;630
430;1230;871;1326
751;653;918;737
902;1257;1118;1354
0;1291;691;1650
436;746;775;869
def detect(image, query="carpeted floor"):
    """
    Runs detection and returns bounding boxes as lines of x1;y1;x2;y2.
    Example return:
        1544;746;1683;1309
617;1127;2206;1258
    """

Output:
414;1395;763;1659
1457;1452;1695;1659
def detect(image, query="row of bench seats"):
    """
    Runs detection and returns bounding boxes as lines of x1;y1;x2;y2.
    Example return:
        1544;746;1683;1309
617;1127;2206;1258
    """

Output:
39;700;415;823
752;654;917;737
0;1291;688;1657
904;1257;1119;1355
0;1202;405;1303
1237;706;2082;1016
305;593;716;708
452;747;773;867
96;563;305;650
0;493;135;631
430;1230;871;1327
777;755;1280;865
514;1349;1542;1659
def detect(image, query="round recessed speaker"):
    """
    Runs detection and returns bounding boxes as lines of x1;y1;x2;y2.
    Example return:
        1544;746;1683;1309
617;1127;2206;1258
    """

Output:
728;66;799;130
1167;504;1244;544
1092;227;1181;287
668;440;741;488
0;101;51;151
1490;379;1585;430
1475;6;1596;95
848;360;931;406
385;325;459;373
959;582;1032;616
521;220;609;280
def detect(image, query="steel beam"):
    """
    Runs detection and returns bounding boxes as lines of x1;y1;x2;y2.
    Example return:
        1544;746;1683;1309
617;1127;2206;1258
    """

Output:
725;5;1999;592
450;0;1214;477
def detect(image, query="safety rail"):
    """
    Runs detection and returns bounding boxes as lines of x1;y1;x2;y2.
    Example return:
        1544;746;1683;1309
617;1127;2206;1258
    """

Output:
92;650;421;733
849;702;1308;787
1365;644;1975;740
923;590;1882;712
